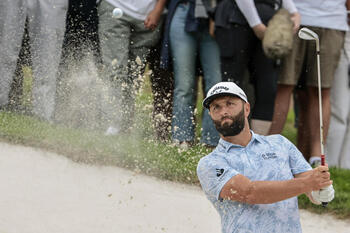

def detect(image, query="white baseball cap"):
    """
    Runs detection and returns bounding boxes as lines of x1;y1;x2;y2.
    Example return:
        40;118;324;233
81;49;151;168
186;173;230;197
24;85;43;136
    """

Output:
203;82;248;109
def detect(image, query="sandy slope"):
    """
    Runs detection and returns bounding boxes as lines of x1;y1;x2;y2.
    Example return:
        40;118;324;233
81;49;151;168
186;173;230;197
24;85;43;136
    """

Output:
0;142;349;233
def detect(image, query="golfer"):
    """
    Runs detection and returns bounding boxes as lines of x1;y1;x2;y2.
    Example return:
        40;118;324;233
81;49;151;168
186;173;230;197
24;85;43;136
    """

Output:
197;82;335;233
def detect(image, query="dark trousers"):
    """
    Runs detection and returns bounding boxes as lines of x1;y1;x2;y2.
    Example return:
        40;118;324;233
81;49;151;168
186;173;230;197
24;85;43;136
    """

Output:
61;0;101;65
215;25;278;121
148;38;174;141
8;18;31;113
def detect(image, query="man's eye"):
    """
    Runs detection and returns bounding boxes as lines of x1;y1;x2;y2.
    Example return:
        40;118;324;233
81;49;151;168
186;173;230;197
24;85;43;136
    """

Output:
213;106;220;111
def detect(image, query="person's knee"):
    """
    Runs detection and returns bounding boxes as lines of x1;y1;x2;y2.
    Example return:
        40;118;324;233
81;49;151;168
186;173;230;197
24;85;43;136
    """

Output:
276;84;294;95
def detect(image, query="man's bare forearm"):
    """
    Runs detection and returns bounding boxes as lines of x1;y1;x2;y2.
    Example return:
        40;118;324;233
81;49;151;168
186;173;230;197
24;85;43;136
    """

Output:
221;167;331;204
245;177;310;204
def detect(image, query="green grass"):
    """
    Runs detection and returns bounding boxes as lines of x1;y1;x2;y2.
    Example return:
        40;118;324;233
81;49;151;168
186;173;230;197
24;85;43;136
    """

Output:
0;110;207;184
1;74;350;219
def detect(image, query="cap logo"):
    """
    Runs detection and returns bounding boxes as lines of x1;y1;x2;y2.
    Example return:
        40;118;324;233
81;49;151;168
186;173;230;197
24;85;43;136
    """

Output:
210;86;229;95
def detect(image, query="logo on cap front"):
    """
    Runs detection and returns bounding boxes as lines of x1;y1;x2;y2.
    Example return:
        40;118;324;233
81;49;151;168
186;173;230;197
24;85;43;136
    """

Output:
210;86;229;95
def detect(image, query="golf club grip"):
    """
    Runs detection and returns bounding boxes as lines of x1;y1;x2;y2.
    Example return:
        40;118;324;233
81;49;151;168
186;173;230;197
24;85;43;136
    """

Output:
321;154;328;207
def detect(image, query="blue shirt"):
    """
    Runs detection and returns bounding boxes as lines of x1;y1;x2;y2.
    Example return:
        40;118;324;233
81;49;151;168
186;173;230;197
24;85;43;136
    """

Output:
294;0;348;31
197;132;312;233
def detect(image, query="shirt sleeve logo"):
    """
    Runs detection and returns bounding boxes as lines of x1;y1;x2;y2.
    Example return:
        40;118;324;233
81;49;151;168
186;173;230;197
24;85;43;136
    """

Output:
216;168;225;177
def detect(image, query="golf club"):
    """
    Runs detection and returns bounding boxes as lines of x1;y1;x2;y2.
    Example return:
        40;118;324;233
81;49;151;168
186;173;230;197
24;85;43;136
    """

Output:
298;27;327;207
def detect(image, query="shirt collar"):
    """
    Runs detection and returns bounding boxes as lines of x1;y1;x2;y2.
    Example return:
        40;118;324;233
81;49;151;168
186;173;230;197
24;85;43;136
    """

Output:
217;130;263;153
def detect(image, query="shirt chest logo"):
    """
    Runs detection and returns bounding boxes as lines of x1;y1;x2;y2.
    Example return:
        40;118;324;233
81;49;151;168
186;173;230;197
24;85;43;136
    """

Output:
261;152;277;160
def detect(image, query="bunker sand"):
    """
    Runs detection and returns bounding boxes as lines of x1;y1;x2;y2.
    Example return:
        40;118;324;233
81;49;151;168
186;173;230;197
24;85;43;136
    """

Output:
0;142;349;233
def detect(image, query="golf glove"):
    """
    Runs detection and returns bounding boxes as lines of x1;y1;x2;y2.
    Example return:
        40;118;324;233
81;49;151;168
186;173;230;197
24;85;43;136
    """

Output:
311;185;335;204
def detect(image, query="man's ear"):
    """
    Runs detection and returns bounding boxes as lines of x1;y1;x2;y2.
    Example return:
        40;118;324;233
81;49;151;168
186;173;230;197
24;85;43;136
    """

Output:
244;102;250;118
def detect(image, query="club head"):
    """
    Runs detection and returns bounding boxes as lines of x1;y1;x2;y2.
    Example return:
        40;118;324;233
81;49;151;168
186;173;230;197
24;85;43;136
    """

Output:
298;27;319;41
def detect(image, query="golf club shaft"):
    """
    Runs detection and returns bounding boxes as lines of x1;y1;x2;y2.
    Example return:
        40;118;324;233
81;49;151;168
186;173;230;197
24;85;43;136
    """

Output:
316;44;328;207
316;45;324;156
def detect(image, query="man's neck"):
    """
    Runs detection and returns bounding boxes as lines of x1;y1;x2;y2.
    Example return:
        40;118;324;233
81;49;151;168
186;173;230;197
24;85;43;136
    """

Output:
221;126;252;147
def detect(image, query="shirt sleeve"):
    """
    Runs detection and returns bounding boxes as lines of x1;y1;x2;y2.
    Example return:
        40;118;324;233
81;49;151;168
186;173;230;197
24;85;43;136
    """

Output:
197;155;239;201
236;0;262;27
282;0;298;14
201;0;216;19
286;138;312;175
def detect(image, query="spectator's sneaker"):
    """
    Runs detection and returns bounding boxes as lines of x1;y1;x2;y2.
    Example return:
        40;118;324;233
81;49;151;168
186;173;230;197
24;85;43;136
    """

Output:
104;126;120;136
172;141;192;150
179;141;191;150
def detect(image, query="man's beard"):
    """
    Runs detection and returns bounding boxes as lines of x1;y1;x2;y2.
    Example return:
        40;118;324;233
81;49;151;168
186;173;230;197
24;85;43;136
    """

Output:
213;107;245;137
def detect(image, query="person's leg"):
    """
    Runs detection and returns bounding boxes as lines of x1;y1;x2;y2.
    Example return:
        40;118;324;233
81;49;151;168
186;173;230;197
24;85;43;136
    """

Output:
326;49;348;167
126;16;163;130
296;88;310;159
0;0;26;109
305;27;344;163
98;1;131;131
268;84;294;134
169;3;197;143
62;0;101;63
339;104;350;169
55;0;102;128
340;126;350;169
28;0;68;121
269;33;306;135
214;26;252;85
8;18;31;113
198;23;221;146
307;87;331;158
148;35;174;142
250;39;279;135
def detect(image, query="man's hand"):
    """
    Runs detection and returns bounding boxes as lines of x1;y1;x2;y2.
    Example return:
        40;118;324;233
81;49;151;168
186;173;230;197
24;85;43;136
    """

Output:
303;166;332;191
290;12;301;34
311;185;335;205
144;9;162;30
252;23;266;40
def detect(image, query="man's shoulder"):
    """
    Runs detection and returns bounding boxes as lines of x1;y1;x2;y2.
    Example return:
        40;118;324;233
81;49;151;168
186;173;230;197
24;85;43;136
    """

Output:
197;149;225;170
198;150;218;165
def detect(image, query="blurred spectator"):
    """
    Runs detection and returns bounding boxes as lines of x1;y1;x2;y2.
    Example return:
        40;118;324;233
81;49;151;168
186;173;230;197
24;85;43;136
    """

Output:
8;18;31;113
0;0;68;121
204;0;299;135
326;31;350;169
148;40;174;142
61;0;101;65
161;0;222;148
98;0;166;134
54;0;102;128
269;0;347;165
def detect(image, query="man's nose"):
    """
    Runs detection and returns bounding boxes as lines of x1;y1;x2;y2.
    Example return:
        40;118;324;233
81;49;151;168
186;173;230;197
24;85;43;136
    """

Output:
220;106;229;116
